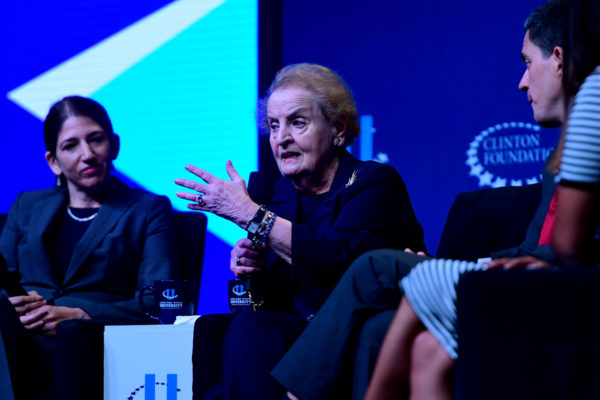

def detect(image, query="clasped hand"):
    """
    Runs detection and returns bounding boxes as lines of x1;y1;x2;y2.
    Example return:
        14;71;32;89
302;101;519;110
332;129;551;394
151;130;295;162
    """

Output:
9;290;90;335
230;238;266;277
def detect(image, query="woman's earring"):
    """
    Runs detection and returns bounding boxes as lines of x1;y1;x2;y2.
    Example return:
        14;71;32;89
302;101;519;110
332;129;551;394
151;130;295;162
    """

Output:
334;138;342;147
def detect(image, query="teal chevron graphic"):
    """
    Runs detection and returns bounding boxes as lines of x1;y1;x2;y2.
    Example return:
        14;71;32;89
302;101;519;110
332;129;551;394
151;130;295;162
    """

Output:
8;0;258;246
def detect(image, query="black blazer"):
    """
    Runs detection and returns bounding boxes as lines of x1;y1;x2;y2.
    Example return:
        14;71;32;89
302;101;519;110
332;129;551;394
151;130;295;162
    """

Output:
261;151;425;316
0;176;180;323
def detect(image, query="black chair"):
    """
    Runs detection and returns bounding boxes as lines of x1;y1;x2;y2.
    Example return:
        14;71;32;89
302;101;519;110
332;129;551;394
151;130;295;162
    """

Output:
443;183;600;398
456;267;600;400
436;183;542;261
174;211;207;296
429;184;551;398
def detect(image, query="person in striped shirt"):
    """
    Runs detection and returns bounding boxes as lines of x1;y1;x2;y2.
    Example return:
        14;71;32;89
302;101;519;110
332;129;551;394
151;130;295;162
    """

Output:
275;2;569;400
366;0;600;399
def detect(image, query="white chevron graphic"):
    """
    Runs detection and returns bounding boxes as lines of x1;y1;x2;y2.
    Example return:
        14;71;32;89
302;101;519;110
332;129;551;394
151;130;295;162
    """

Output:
7;0;226;119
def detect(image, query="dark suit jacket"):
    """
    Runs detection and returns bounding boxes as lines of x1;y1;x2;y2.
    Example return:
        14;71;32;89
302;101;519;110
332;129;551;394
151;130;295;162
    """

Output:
491;161;558;263
261;151;425;316
0;176;179;323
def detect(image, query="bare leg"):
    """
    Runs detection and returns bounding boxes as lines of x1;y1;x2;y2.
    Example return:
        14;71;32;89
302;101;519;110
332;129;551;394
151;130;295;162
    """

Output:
409;331;454;400
364;297;425;400
286;392;300;400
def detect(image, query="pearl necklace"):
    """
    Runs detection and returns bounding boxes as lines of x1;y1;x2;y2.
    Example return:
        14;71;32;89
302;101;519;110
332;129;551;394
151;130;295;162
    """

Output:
67;207;98;222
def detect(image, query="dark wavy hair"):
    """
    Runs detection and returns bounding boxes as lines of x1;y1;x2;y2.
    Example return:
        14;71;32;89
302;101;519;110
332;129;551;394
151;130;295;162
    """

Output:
524;0;566;58
44;96;116;156
44;96;117;186
545;0;600;174
258;63;361;146
562;0;600;96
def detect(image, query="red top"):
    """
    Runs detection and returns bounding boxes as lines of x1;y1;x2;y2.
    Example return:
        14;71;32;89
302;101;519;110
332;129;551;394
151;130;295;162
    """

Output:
538;190;558;246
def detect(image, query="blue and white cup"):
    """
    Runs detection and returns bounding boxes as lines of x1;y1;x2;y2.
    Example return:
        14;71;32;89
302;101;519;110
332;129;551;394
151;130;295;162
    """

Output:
140;280;197;324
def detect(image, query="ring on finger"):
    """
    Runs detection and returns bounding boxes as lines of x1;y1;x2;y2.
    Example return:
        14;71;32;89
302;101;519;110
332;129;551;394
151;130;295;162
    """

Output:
196;194;204;205
236;257;243;266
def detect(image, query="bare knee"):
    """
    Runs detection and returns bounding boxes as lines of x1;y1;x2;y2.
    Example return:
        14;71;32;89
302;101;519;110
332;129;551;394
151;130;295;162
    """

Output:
409;331;454;400
411;331;453;372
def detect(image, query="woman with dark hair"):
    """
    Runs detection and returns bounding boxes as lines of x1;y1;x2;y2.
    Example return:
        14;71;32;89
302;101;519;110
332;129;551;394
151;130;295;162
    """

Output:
553;0;600;265
365;0;600;398
175;63;425;399
0;96;179;399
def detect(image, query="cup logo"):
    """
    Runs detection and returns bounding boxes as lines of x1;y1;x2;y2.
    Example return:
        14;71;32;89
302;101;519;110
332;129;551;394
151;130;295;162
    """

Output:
232;284;246;296
141;280;196;323
162;288;178;300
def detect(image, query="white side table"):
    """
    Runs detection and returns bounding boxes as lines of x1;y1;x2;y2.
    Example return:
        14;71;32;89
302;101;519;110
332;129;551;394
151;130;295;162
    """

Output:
104;323;195;400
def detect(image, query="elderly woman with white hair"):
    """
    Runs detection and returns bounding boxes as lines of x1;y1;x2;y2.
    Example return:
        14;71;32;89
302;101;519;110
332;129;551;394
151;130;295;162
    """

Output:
176;63;425;400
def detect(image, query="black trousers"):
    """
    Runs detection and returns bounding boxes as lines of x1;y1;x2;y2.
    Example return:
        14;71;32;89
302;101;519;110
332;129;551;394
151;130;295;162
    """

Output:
0;292;108;400
351;309;396;398
54;319;105;400
0;293;54;400
271;250;425;400
193;311;308;400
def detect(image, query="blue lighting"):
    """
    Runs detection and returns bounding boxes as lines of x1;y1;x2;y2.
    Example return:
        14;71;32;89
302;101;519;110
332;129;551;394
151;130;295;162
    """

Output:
2;0;258;314
98;0;258;245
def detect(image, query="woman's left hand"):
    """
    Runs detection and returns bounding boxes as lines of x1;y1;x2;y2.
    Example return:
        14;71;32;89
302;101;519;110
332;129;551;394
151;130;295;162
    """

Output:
175;160;257;227
485;256;550;269
230;238;266;277
19;305;91;336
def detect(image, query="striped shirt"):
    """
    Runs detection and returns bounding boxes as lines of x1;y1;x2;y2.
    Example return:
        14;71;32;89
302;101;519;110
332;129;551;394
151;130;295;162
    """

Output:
560;65;600;186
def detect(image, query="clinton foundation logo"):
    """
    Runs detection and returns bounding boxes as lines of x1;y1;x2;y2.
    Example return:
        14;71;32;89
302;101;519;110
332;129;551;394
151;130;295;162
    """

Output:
466;122;554;188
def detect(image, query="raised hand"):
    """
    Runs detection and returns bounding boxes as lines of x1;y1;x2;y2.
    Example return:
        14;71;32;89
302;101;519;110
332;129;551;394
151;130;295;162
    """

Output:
175;160;257;227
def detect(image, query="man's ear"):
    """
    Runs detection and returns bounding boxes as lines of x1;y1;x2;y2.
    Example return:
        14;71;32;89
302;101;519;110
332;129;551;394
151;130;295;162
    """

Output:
110;134;120;160
45;151;63;176
554;46;564;78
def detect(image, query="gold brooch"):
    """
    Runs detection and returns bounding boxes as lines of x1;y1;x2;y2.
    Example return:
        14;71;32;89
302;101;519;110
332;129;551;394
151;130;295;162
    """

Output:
345;170;358;188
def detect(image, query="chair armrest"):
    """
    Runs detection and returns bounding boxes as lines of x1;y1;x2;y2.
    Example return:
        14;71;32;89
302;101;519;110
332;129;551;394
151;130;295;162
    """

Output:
455;267;600;399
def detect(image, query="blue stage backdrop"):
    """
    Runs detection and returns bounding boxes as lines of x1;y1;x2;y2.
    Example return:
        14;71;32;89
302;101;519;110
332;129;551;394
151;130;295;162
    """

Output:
1;0;257;314
1;0;559;315
281;0;560;253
